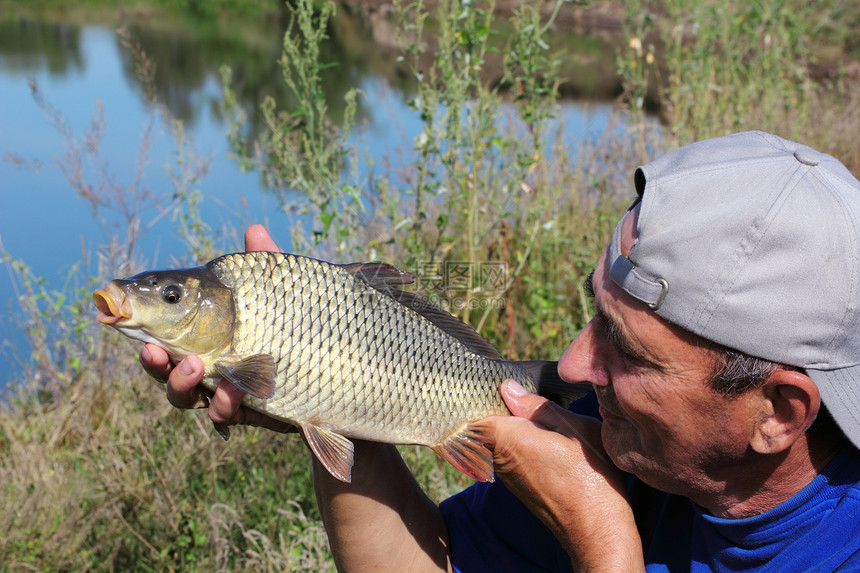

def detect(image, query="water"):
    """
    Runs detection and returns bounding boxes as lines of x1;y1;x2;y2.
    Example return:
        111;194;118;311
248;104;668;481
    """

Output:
0;14;620;388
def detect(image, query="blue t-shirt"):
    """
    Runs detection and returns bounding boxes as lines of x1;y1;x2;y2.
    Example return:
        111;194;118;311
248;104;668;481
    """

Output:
440;392;860;572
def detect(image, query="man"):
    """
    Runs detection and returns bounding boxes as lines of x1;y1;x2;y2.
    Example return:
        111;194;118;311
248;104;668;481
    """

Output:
142;131;860;571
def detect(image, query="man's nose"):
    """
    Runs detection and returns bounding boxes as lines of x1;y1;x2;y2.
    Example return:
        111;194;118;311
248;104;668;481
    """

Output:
558;319;609;387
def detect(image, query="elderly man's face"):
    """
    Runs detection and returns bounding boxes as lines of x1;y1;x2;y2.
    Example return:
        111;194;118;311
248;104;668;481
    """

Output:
558;205;762;500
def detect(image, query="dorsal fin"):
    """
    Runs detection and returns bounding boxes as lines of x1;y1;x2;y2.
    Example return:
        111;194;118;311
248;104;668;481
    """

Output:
387;289;503;360
343;260;503;360
339;262;414;287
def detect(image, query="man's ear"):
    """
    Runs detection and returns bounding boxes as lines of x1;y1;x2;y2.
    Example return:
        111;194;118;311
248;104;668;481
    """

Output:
750;370;820;455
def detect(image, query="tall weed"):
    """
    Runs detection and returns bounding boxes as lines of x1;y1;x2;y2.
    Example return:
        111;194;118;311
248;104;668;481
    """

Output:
223;0;640;359
617;0;860;170
369;0;646;357
223;0;363;257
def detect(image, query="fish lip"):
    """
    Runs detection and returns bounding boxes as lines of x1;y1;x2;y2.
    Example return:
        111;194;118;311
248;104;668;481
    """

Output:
93;283;131;325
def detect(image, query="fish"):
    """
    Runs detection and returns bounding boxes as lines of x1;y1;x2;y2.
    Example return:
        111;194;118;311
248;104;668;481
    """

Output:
93;251;588;483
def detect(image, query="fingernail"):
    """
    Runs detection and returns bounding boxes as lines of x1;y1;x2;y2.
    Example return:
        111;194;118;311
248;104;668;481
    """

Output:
178;359;193;376
141;345;152;362
505;379;526;397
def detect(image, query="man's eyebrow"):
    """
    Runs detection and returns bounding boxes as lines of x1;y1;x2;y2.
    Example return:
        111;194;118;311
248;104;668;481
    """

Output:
592;291;663;370
594;304;633;355
584;269;596;299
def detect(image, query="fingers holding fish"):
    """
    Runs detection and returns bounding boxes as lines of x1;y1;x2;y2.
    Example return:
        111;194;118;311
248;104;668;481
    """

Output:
140;341;212;409
244;224;282;253
475;380;640;570
490;379;613;481
473;381;603;480
140;343;172;383
148;345;296;435
207;379;298;435
163;354;212;410
500;380;608;462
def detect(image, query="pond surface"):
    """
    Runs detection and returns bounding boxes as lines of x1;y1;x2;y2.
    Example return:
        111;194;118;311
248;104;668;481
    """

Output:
0;10;623;387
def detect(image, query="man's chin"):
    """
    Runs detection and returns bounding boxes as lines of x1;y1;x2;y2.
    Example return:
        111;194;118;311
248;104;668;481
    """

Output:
600;421;643;471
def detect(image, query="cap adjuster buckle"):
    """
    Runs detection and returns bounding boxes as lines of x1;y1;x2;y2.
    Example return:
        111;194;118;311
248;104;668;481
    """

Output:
608;253;670;312
648;278;669;311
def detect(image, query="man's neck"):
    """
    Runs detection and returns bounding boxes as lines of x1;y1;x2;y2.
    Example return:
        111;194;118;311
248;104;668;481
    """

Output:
703;432;846;519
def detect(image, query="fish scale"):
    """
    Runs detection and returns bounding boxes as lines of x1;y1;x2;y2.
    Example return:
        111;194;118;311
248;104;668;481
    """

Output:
93;250;588;483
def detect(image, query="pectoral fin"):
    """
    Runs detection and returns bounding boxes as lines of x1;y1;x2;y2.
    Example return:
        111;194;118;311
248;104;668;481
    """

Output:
432;422;495;483
214;354;277;399
301;423;355;483
213;422;231;441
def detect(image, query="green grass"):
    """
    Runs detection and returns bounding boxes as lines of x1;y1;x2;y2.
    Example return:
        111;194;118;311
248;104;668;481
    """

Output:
2;0;859;570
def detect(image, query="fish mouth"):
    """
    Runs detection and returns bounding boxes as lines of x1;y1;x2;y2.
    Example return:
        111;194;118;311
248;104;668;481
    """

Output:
93;283;132;325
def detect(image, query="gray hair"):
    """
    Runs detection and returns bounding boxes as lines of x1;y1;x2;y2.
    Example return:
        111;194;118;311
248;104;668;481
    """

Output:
709;348;782;396
709;348;842;441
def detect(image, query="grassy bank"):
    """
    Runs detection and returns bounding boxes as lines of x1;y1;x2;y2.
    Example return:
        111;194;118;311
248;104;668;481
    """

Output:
2;0;859;570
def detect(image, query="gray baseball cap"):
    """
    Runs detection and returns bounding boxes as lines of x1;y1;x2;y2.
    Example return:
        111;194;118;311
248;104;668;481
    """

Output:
607;130;860;449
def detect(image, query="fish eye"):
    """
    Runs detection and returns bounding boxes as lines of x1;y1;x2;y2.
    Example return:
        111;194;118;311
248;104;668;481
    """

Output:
162;285;183;304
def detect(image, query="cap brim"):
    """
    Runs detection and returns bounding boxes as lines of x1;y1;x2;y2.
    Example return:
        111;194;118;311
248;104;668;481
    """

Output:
807;366;860;450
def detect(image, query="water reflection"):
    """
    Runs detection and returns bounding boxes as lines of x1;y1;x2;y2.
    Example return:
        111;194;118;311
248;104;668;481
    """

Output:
0;19;84;75
116;20;291;128
0;10;624;385
0;9;621;130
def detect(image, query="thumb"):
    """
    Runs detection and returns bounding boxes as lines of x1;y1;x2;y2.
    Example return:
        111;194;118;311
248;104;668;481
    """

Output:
501;379;573;430
244;224;282;253
501;379;552;419
501;380;609;464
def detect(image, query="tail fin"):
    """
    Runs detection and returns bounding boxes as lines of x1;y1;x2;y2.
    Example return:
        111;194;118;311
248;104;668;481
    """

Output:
519;360;591;407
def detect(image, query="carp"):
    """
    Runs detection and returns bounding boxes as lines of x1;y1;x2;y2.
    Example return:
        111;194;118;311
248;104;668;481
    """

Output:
93;251;586;482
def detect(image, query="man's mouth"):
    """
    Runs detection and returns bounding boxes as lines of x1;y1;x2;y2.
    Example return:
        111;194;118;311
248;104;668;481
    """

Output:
595;389;625;421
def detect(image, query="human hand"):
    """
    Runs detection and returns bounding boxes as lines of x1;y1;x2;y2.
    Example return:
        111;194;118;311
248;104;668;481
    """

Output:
139;224;295;434
477;380;644;572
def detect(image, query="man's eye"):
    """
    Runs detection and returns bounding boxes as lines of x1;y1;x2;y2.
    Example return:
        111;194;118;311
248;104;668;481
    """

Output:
594;312;653;369
616;346;647;366
162;285;183;304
